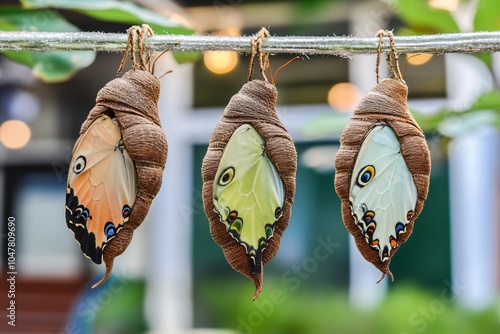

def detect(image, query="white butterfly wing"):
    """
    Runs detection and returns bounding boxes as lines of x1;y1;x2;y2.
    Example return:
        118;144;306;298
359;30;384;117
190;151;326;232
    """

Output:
349;124;417;262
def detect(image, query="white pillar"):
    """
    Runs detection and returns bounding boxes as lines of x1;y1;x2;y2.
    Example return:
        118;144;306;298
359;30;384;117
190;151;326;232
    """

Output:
347;0;389;308
449;128;500;309
348;239;389;309
446;53;499;309
145;54;194;331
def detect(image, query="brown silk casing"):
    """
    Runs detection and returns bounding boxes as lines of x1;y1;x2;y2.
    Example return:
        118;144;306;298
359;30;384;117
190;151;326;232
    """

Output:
334;78;431;280
201;80;297;299
78;69;168;287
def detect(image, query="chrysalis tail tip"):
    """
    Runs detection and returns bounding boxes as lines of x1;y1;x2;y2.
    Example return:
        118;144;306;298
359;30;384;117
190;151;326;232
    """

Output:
252;270;264;301
91;260;114;289
376;270;394;284
252;284;262;301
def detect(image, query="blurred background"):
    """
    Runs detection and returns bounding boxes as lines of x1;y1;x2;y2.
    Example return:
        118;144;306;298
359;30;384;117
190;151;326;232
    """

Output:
0;0;499;333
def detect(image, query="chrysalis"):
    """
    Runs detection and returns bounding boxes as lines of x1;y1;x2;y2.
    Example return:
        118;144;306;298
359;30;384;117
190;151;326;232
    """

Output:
65;25;168;288
201;29;297;300
334;31;431;281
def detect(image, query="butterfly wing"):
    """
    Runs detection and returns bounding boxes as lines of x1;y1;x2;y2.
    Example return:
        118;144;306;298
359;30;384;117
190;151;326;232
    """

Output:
66;115;137;264
213;124;284;273
349;124;417;262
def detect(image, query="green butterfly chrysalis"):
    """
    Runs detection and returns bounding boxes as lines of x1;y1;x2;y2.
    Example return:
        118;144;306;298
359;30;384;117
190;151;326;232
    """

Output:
213;124;284;273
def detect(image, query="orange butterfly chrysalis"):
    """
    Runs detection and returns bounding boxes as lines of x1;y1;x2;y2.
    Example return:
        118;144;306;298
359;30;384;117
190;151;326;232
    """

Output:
65;25;168;287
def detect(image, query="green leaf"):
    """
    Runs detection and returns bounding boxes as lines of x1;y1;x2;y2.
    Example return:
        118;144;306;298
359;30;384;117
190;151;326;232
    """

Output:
22;0;198;64
465;89;500;113
414;89;500;137
390;0;460;34
33;51;95;81
171;50;201;64
21;0;195;35
1;5;72;31
438;110;499;137
474;0;500;32
0;6;95;82
472;0;499;67
411;110;446;133
0;19;34;66
301;113;350;139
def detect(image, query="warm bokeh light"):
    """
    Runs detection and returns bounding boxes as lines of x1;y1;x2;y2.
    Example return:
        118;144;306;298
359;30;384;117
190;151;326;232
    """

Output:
407;53;434;66
0;120;31;149
226;27;241;37
327;82;361;112
204;51;239;75
429;0;459;11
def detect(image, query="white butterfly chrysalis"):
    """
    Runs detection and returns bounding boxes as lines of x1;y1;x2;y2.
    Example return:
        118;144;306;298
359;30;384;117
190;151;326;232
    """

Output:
334;30;431;281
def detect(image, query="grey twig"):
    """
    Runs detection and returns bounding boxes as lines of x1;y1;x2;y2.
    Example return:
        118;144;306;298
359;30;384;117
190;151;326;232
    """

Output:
1;31;500;56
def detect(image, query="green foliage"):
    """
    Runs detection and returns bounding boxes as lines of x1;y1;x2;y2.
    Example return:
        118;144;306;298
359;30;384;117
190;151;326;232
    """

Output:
21;0;194;35
374;0;499;135
413;89;500;136
0;0;197;82
472;0;499;67
390;0;459;34
303;88;500;139
474;0;500;32
467;89;500;112
93;279;147;334
22;0;199;64
301;1;500;139
301;112;351;138
433;89;500;136
0;5;95;82
391;0;498;67
196;278;500;334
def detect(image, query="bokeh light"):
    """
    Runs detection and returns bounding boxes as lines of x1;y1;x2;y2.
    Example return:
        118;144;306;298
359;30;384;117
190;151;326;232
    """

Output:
204;51;239;75
429;0;459;11
327;82;361;112
407;53;433;66
0;120;31;149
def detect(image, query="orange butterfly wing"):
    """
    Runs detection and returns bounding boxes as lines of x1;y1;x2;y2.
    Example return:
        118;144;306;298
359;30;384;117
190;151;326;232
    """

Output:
65;115;137;264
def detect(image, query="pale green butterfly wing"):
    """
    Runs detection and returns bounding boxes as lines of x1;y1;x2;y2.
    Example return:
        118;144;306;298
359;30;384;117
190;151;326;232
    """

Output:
349;124;417;262
213;124;284;273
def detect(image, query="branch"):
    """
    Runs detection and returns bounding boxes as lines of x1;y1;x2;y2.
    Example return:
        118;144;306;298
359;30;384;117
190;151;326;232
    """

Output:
1;31;500;56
